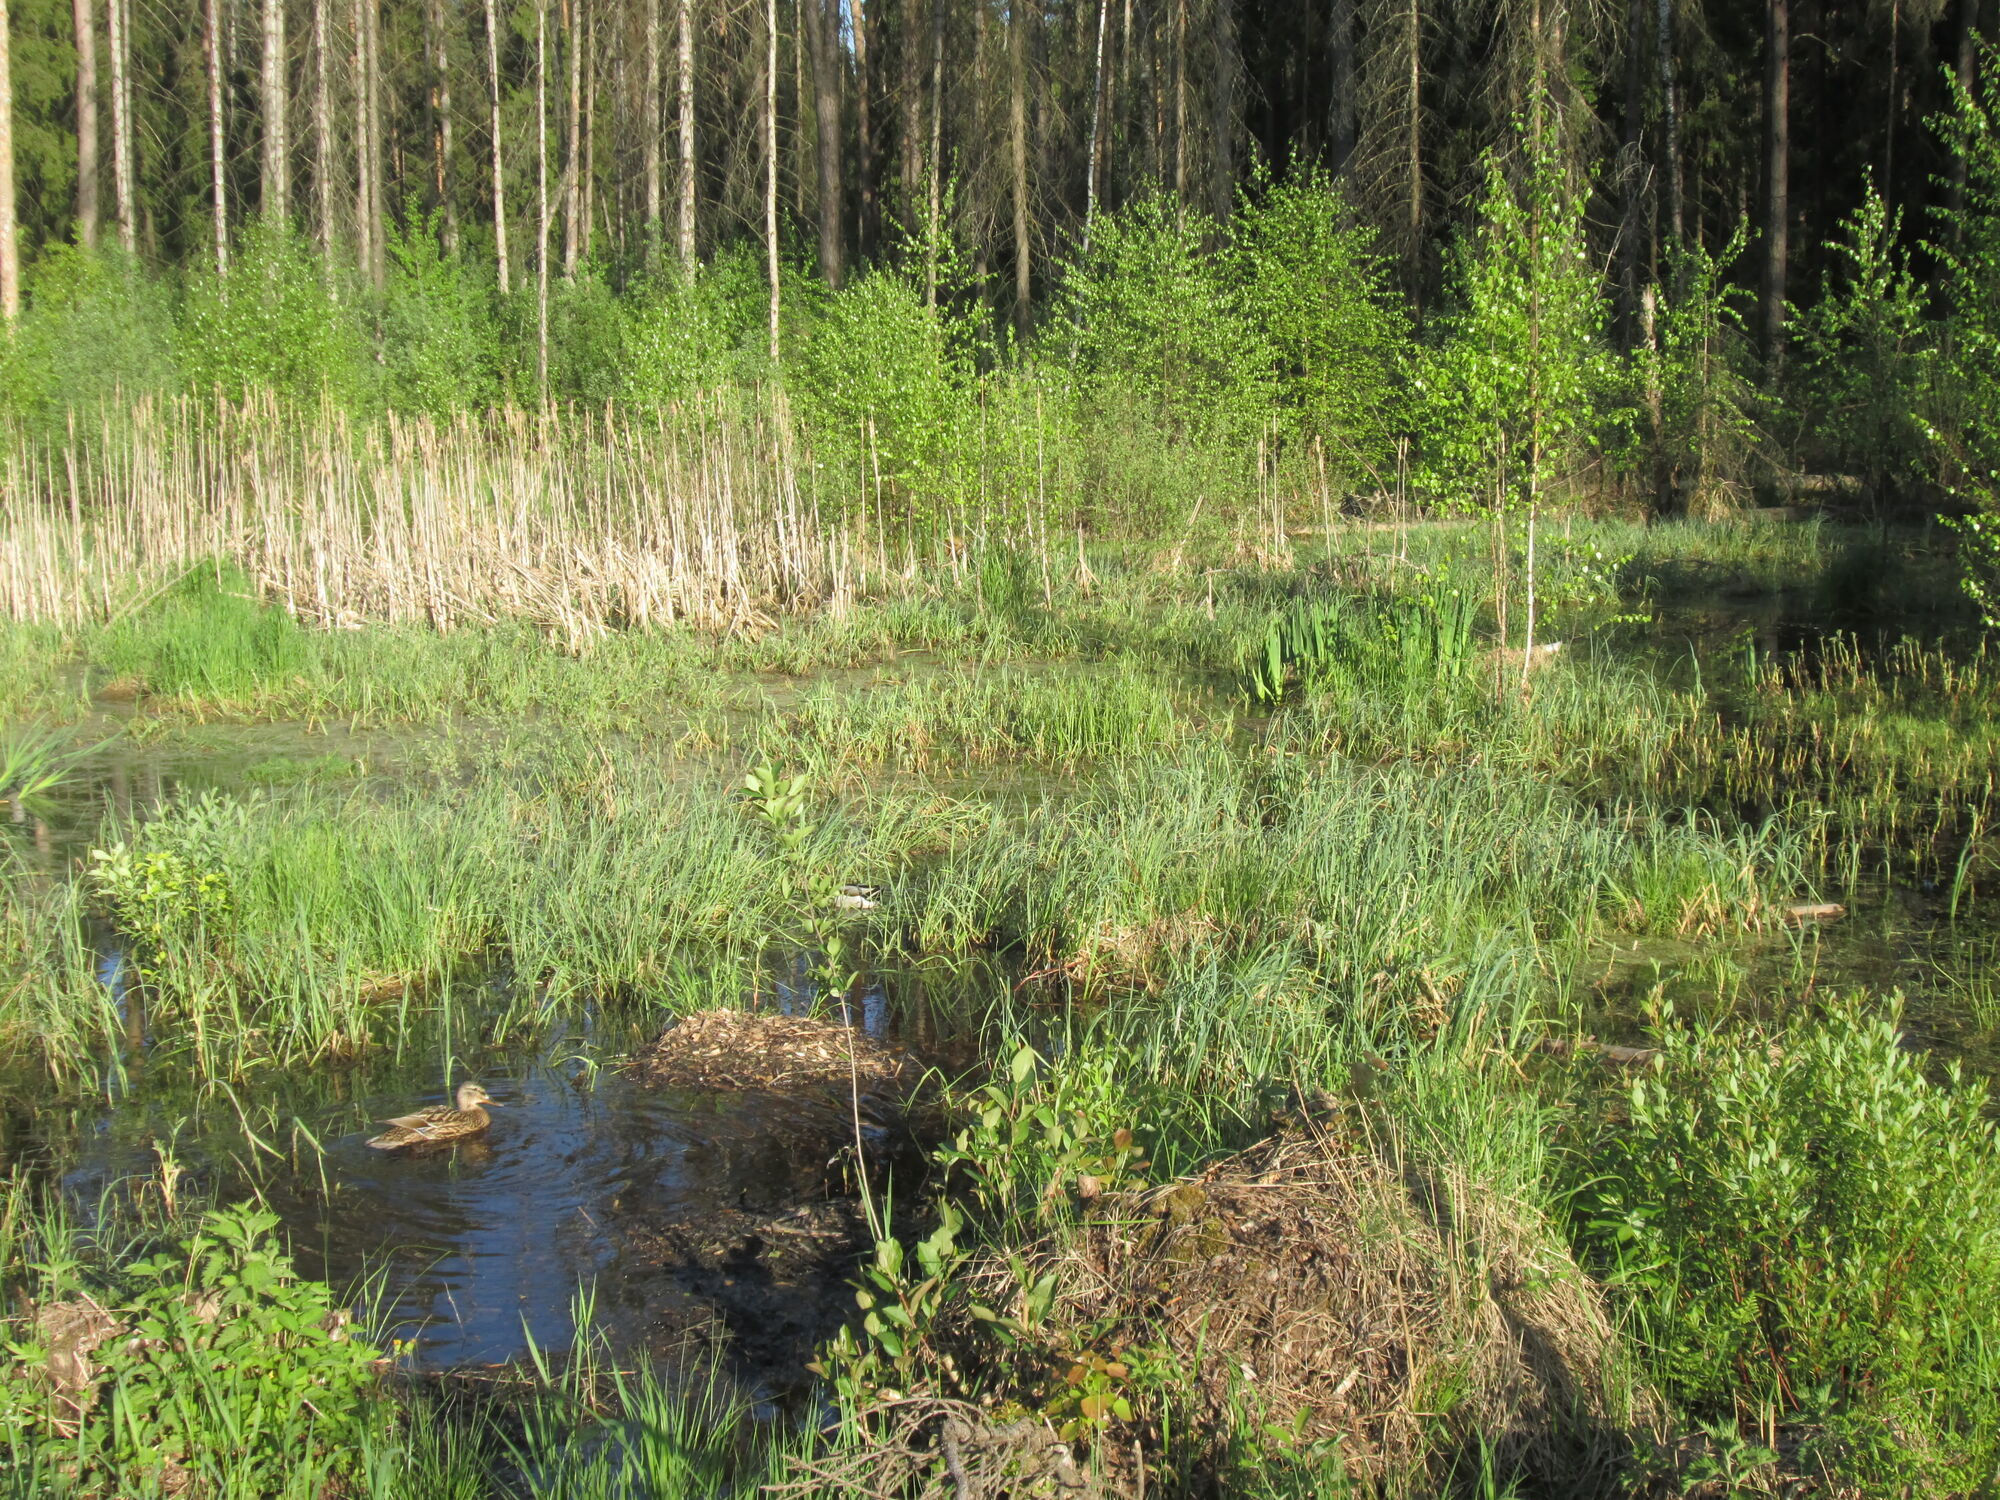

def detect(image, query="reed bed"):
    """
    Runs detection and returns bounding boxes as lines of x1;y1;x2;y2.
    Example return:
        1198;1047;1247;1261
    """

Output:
0;395;874;642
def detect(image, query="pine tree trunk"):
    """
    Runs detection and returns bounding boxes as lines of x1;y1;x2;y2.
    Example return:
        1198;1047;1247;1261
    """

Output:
107;0;134;253
1761;0;1788;375
537;0;551;395
73;0;98;248
1010;0;1029;340
1405;0;1420;308
0;0;17;321
1210;0;1238;220
805;0;841;286
900;0;920;223
208;0;229;272
923;0;941;302
645;0;661;259
1328;0;1355;174
854;0;874;257
580;3;594;262
262;0;289;220
485;0;510;292
677;0;694;269
765;0;779;361
1084;0;1107;246
562;0;581;276
313;0;334;258
1620;0;1642;332
366;0;385;284
429;0;457;251
1658;0;1681;241
354;0;373;276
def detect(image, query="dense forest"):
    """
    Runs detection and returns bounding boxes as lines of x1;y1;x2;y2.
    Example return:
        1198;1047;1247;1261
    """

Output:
0;0;1992;543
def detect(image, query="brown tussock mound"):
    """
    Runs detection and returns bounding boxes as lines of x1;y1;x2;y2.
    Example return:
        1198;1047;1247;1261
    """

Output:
631;1009;925;1097
1050;1118;1656;1492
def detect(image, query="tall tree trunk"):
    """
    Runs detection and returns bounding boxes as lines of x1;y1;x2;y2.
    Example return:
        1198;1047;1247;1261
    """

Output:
537;0;550;394
1951;0;1977;238
562;0;581;275
645;0;661;260
485;0;509;292
367;0;385;284
1172;0;1186;212
1084;0;1108;246
73;0;98;247
677;0;694;268
0;0;17;321
854;0;875;258
1620;0;1642;334
1405;0;1420;309
107;0;133;253
1328;0;1355;174
765;0;779;360
900;0;920;223
430;0;457;251
354;0;373;276
207;0;229;272
1010;0;1030;341
1210;0;1239;220
923;0;941;301
262;0;289;220
313;0;334;257
1761;0;1788;375
805;0;841;286
580;2;595;263
1658;0;1681;242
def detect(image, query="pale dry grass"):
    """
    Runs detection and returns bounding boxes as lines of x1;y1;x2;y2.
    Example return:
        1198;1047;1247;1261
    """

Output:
0;394;880;644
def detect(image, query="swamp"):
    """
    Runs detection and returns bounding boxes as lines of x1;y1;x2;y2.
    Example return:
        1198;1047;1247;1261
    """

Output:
8;0;2000;1492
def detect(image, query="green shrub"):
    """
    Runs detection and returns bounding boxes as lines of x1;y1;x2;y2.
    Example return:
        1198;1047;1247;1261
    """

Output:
1;1205;384;1497
0;244;179;423
177;222;373;407
381;211;502;416
1578;999;2000;1478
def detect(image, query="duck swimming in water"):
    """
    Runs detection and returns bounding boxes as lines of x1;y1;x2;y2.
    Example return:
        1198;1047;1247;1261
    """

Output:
366;1082;502;1150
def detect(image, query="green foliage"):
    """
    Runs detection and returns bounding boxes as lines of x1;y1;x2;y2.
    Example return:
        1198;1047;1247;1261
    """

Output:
1421;117;1608;512
1638;226;1762;513
1062;193;1269;449
1243;591;1475;703
1791;184;1931;503
1;1204;384;1497
92;564;311;703
177;222;373;407
89;790;247;957
1579;1000;2000;1477
621;266;740;409
1230;168;1409;480
0;245;179;422
793;267;972;513
380;210;502;416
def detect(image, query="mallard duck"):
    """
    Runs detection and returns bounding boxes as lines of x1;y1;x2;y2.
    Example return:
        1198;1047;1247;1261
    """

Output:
365;1082;502;1150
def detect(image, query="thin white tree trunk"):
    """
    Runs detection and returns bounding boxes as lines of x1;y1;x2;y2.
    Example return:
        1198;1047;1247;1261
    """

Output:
1083;0;1106;250
313;0;334;258
107;0;134;253
537;0;550;397
262;0;289;220
430;0;457;252
353;0;372;276
562;0;580;275
0;0;17;321
208;0;229;272
73;0;98;248
364;0;383;285
677;0;694;270
644;0;661;260
484;0;509;292
765;0;778;360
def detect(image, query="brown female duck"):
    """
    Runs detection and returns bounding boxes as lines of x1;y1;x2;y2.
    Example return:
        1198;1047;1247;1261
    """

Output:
366;1082;502;1150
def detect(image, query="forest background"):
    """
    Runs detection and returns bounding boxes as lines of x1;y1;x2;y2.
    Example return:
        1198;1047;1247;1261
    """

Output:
0;0;1992;568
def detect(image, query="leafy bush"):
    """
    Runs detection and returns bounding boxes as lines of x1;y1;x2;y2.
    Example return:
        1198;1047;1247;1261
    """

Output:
1;1205;384;1497
1230;168;1408;483
0;245;179;423
177;222;373;407
1578;1000;2000;1479
381;211;503;416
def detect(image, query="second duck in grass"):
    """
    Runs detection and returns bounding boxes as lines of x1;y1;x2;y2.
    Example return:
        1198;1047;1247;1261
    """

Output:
366;1082;502;1151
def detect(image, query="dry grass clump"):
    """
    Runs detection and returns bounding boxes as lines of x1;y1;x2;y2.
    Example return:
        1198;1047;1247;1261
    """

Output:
1051;1118;1655;1492
631;1009;925;1097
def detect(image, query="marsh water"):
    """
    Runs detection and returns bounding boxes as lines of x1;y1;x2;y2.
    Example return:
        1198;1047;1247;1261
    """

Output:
5;561;1997;1383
